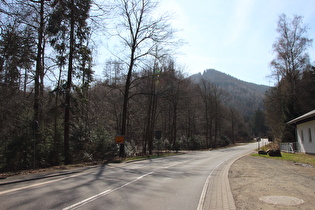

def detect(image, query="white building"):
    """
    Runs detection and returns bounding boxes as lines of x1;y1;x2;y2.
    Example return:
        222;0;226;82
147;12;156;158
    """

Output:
287;109;315;154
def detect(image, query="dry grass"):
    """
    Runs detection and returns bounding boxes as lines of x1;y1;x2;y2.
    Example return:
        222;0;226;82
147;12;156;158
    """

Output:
254;141;315;165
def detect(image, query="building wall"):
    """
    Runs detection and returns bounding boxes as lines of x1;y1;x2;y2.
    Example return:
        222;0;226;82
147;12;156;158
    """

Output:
296;120;315;154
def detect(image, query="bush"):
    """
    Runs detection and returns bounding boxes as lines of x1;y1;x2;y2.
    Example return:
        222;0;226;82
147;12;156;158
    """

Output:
219;135;231;147
90;128;118;160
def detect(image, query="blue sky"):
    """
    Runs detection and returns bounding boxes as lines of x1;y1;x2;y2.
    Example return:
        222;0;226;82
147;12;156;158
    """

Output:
158;0;315;86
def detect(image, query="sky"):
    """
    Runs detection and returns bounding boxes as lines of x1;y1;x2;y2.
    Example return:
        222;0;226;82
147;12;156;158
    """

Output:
156;0;315;86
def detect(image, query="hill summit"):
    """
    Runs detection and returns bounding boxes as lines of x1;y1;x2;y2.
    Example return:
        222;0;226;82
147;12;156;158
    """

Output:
189;69;270;116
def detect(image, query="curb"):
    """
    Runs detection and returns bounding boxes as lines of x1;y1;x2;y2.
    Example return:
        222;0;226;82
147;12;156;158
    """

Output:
203;151;254;210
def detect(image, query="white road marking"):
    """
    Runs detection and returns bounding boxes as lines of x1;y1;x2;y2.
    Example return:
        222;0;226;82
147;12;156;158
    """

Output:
163;163;179;169
163;159;191;169
62;171;154;210
197;161;224;210
0;171;90;195
0;157;177;196
62;189;112;210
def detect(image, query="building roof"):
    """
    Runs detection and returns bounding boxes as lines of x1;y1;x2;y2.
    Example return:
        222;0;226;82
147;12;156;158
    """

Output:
287;109;315;125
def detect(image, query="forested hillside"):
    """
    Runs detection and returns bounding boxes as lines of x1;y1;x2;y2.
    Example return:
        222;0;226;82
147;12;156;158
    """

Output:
190;69;270;117
0;0;272;172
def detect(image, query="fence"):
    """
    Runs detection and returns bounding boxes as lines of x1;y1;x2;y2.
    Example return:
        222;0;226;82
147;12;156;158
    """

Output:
280;142;299;153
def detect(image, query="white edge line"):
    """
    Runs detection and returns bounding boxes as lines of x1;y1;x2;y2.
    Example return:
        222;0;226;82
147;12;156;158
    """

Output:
0;171;87;196
197;149;255;210
197;162;224;210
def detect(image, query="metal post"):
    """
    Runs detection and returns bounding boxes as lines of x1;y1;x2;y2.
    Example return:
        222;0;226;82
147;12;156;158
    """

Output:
33;120;39;170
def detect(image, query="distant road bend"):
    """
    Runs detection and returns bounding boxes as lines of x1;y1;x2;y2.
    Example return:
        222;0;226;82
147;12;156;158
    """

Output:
0;143;256;210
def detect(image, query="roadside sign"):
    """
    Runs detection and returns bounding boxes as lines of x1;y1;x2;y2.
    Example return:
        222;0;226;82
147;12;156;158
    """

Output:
115;136;125;144
154;131;162;140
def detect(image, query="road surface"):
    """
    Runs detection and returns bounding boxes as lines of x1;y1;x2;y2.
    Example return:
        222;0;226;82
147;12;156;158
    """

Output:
0;143;256;210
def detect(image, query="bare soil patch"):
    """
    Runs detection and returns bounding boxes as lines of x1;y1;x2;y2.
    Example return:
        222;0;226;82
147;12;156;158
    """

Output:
229;154;315;210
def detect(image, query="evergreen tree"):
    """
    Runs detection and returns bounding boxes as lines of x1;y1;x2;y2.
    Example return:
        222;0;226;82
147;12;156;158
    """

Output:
47;0;92;164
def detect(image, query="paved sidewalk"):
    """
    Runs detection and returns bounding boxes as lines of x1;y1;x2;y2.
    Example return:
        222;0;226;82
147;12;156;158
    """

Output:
202;147;255;210
202;159;237;210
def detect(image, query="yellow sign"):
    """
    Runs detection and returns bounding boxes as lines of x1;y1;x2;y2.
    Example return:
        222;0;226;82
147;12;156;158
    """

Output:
115;136;125;144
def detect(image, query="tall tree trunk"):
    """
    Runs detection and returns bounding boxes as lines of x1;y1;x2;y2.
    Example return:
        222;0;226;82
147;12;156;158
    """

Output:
53;63;63;165
230;109;236;144
205;104;209;148
142;124;147;155
146;71;158;155
120;61;132;157
64;0;75;164
145;98;152;155
172;102;177;150
33;0;45;169
33;0;44;127
23;68;27;96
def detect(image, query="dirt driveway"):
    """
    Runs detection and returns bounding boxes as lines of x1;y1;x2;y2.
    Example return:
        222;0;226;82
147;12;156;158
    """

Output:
229;154;315;210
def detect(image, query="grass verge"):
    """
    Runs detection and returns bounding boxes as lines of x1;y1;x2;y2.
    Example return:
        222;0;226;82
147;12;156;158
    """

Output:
252;152;315;166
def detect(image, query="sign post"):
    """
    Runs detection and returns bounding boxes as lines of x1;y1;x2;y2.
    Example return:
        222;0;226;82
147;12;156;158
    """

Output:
33;120;39;170
115;135;125;144
116;136;125;158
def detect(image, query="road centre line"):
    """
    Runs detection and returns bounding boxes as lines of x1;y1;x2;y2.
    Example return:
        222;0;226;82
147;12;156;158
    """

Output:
163;163;179;169
63;171;154;210
0;157;185;196
163;159;191;169
62;189;112;210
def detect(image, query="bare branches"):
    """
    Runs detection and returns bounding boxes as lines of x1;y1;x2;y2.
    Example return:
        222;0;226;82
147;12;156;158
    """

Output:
113;0;178;66
106;0;180;156
265;14;314;143
271;14;312;82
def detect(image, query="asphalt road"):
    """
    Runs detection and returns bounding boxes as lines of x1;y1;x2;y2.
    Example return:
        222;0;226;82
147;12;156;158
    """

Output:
0;143;256;210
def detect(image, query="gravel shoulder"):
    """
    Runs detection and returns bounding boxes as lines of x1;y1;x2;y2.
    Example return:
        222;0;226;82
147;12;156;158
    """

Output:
229;154;315;210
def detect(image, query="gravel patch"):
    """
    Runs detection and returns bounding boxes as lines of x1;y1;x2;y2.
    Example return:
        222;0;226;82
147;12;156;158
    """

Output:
229;154;315;210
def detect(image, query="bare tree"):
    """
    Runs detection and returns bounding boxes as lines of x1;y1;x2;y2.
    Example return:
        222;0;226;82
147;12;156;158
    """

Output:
198;79;227;147
270;14;312;118
271;14;312;82
32;0;47;144
198;79;215;148
266;14;313;143
113;0;176;156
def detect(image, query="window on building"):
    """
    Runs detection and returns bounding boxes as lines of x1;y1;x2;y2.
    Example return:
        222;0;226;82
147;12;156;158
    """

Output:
301;130;304;142
309;128;312;143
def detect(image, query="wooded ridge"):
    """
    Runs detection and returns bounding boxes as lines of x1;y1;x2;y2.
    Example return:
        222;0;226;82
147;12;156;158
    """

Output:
190;69;270;117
